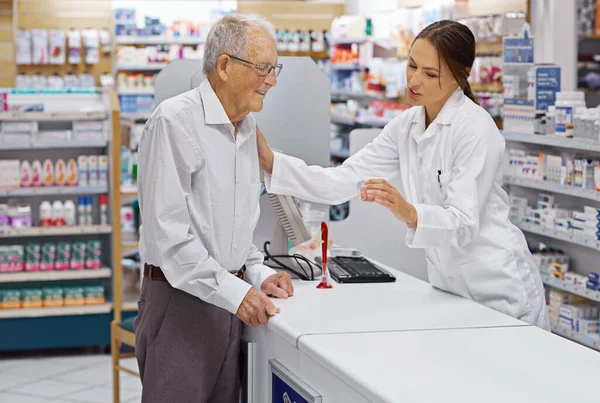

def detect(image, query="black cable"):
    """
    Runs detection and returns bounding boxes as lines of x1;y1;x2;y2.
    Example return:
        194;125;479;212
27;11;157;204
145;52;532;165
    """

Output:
263;241;321;281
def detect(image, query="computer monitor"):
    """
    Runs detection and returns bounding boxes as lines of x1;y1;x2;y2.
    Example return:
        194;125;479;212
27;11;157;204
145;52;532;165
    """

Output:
266;192;311;255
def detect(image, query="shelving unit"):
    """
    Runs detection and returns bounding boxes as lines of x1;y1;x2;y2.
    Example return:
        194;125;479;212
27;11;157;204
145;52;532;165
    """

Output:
0;304;112;319
504;130;600;352
0;268;112;284
0;186;108;197
0;225;113;239
0;90;122;352
503;175;600;202
514;221;600;251
116;36;205;45
541;274;600;303
551;324;600;352
502;131;600;152
116;64;168;71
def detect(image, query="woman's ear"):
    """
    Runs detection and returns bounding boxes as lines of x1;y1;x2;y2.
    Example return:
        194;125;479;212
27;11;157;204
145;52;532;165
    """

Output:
465;67;471;76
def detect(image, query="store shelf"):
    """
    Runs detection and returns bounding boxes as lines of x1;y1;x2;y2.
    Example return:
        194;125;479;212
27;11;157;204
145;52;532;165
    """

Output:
118;90;155;96
116;64;167;71
0;268;112;284
121;112;151;121
0;225;113;239
116;36;205;45
551;323;600;352
0;185;108;197
514;221;600;251
120;185;138;196
0;111;107;121
331;114;356;126
502;131;600;153
331;90;385;100
122;241;139;249
0;304;112;319
471;82;503;92
0;140;107;151
541;274;600;303
330;38;367;45
503;175;600;202
355;116;391;128
330;64;365;71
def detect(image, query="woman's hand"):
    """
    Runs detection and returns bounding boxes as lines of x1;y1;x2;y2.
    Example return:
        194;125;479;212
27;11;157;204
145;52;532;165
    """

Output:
360;179;418;228
256;125;275;174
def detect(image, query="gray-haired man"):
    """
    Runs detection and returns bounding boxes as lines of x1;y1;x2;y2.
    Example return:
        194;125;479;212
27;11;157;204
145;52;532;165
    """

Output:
134;13;294;403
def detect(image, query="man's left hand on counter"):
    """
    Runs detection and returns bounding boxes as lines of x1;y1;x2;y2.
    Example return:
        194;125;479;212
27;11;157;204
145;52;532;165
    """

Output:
262;272;294;299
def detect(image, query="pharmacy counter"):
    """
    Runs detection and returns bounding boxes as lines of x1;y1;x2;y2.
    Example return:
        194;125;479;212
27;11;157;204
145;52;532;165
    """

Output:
299;326;600;403
243;261;534;402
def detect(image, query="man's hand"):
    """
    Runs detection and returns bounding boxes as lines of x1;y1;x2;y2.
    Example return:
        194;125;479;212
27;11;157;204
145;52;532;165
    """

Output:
237;288;280;327
256;125;275;174
262;271;294;299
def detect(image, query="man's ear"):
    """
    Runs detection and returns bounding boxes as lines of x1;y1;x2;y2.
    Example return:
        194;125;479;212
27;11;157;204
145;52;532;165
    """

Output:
216;54;231;82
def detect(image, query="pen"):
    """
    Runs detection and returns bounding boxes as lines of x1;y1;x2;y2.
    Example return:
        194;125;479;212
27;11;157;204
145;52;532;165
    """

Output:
437;170;442;188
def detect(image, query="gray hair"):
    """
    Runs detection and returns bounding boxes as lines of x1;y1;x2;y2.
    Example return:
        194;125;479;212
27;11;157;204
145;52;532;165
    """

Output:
202;13;275;75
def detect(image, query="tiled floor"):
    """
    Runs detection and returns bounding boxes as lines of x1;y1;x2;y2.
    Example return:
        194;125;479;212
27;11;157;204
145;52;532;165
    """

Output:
0;354;141;403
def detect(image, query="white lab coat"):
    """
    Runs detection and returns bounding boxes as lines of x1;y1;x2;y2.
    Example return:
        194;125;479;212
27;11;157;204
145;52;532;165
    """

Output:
265;89;550;330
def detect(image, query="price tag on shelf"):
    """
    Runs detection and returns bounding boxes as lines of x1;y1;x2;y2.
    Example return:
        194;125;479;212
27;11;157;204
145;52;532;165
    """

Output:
82;226;96;234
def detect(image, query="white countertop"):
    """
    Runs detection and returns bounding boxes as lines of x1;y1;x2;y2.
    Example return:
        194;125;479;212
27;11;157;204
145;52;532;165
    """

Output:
299;326;600;403
265;264;527;347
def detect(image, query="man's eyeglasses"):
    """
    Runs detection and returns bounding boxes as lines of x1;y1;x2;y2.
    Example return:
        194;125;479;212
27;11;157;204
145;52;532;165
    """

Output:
227;55;282;77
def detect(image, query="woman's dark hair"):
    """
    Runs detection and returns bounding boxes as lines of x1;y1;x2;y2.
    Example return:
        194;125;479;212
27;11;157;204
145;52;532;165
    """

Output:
413;20;478;105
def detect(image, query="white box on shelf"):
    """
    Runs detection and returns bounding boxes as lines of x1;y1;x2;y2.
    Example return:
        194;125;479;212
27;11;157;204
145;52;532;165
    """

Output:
0;160;21;188
36;130;72;142
2;121;38;133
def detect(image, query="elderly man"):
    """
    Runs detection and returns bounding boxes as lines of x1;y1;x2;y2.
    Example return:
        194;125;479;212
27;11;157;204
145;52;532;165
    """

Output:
134;13;294;403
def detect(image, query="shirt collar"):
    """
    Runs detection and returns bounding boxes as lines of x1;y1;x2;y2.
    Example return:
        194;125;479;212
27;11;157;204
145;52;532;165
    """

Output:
199;79;234;125
410;88;465;143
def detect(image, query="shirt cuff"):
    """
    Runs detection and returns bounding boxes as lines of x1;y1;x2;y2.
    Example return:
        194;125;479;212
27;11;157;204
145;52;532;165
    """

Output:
405;203;429;249
245;263;277;291
211;272;252;315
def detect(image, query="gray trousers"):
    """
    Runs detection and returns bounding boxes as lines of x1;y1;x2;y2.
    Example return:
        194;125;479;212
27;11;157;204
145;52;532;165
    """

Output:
134;277;242;403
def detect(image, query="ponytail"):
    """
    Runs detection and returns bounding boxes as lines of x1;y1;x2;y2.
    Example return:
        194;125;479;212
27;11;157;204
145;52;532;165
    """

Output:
462;81;479;105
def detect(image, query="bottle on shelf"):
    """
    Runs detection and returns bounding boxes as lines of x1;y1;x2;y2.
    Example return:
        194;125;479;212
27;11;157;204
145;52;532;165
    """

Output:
64;200;76;226
39;201;52;227
99;195;108;225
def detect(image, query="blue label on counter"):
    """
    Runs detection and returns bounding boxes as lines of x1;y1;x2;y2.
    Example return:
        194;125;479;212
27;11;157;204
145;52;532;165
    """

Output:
272;373;311;403
555;106;573;133
535;67;561;112
504;37;534;63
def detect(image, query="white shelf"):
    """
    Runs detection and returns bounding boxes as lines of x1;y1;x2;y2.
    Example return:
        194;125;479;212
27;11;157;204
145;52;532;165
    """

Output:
118;90;155;96
331;90;385;100
515;221;600;251
0;268;112;284
330;38;367;45
355;117;391;128
0;140;107;151
120;185;138;196
502;131;600;153
331;114;356;126
116;64;167;71
121;112;151;120
0;112;107;121
541;274;600;303
0;185;108;197
503;175;600;202
330;64;365;71
116;36;205;45
0;225;112;238
551;323;600;352
0;303;111;319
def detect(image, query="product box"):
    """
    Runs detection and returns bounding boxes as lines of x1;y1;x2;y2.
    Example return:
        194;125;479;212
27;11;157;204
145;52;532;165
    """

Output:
63;286;85;306
40;242;56;271
54;242;71;271
0;160;21;189
88;155;99;186
84;285;105;305
42;287;64;307
70;241;86;270
25;243;41;271
2;289;21;309
0;245;25;273
590;272;600;282
98;156;108;187
77;156;88;187
21;288;43;308
85;240;102;269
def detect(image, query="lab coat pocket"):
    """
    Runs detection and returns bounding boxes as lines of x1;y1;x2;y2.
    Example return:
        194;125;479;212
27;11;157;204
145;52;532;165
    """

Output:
247;183;262;229
460;250;529;319
423;171;452;206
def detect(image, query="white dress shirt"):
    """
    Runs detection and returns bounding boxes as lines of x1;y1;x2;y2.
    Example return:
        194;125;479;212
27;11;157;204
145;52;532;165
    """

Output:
265;88;549;329
138;79;276;315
